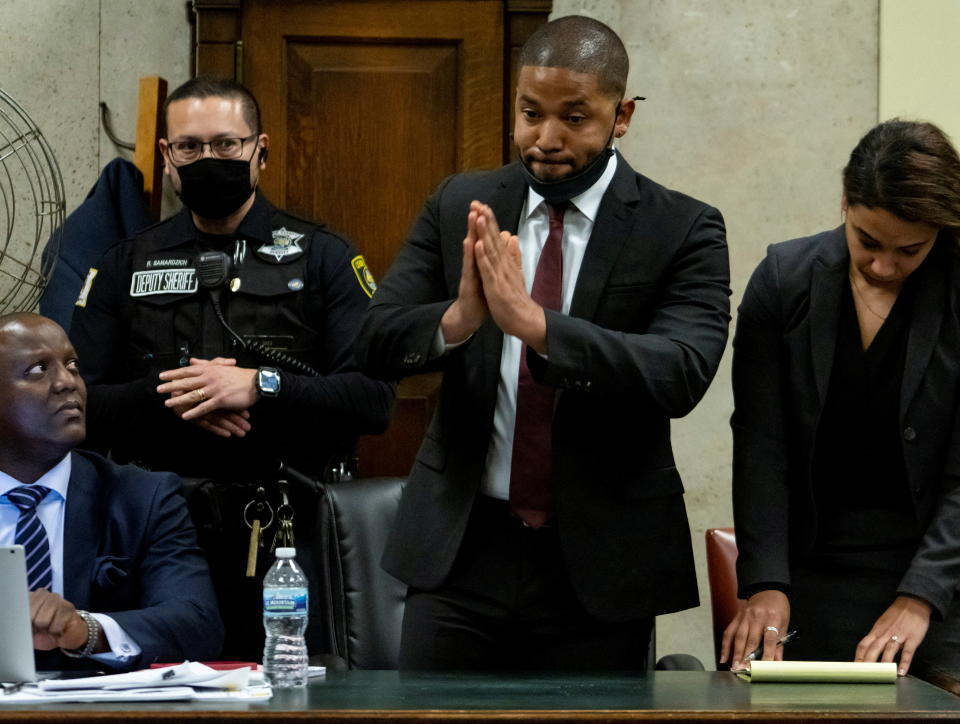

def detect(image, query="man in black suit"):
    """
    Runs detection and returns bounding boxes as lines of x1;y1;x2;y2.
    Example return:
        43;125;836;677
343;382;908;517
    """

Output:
355;15;730;670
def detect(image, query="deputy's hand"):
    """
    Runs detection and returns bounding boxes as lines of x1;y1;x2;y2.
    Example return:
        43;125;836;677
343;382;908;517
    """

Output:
720;589;790;669
30;589;103;652
157;357;258;420
161;358;252;437
441;201;489;344
856;595;931;676
168;390;252;438
473;203;548;353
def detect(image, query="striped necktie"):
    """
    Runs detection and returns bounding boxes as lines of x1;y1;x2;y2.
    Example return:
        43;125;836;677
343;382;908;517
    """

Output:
6;485;53;590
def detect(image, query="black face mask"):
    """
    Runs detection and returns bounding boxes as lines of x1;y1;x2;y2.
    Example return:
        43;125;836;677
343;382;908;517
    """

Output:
518;146;614;204
174;157;254;220
518;104;620;204
520;101;621;204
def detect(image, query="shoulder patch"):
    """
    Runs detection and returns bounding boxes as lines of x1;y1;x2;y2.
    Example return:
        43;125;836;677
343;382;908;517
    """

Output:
74;267;99;307
75;267;98;307
351;255;377;298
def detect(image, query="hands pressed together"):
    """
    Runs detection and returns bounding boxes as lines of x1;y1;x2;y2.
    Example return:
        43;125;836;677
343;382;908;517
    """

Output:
441;201;548;354
156;356;257;439
719;590;932;676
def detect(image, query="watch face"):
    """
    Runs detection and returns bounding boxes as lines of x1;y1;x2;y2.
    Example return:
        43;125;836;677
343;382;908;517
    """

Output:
258;368;280;395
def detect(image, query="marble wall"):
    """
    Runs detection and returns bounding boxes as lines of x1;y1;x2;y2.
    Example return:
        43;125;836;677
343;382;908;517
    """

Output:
0;0;190;214
551;0;879;666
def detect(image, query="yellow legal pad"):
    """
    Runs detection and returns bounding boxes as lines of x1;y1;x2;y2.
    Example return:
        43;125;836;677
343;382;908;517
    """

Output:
738;661;898;683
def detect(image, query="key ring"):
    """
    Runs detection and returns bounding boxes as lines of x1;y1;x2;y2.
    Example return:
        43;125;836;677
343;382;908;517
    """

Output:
243;499;274;532
277;502;294;522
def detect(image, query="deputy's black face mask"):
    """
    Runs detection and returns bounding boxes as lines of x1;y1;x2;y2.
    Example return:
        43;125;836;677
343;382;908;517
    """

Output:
174;157;254;220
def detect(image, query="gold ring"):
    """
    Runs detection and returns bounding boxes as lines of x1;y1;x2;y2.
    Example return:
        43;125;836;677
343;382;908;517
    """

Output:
195;388;206;403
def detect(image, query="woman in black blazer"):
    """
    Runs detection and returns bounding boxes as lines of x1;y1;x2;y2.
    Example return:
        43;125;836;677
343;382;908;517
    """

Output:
723;120;960;676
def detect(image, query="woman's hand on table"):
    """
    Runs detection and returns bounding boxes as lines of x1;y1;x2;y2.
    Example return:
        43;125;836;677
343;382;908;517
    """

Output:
856;595;931;676
720;589;791;670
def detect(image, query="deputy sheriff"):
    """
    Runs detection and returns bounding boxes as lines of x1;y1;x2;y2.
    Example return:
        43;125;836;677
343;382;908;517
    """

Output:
70;76;394;481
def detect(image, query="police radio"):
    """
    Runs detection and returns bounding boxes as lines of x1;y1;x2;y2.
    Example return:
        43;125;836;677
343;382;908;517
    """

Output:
196;251;321;376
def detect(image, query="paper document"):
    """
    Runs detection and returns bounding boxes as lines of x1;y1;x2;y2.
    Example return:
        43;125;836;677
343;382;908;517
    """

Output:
739;660;897;683
0;685;272;704
0;661;275;704
40;661;250;691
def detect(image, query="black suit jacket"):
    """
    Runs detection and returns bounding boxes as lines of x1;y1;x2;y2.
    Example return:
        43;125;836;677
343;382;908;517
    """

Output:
732;227;960;618
356;156;730;622
36;450;223;670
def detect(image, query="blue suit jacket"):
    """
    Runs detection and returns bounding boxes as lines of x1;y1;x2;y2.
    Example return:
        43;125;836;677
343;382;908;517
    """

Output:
36;450;223;670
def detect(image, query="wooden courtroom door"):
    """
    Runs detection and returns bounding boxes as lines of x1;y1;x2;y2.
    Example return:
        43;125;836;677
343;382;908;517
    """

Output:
194;0;550;475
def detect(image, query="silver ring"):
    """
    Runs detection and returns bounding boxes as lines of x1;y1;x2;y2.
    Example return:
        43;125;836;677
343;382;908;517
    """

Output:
891;635;900;643
765;626;780;634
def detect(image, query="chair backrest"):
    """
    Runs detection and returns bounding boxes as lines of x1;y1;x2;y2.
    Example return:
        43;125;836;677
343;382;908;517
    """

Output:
705;527;740;668
316;477;407;669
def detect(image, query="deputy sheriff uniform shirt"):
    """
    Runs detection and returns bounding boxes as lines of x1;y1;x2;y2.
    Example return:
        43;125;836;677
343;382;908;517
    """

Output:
69;191;393;480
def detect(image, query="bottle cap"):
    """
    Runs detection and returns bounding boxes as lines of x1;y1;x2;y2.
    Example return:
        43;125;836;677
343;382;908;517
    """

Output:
275;547;296;558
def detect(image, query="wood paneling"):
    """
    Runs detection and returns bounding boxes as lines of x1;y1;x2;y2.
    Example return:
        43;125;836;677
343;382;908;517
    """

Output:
243;0;503;277
193;0;241;77
284;42;458;280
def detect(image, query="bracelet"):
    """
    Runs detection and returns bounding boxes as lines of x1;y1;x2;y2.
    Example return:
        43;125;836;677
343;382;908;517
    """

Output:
60;610;101;658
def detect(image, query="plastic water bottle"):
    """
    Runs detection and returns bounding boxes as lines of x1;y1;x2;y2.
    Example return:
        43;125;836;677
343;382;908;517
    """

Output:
262;547;309;688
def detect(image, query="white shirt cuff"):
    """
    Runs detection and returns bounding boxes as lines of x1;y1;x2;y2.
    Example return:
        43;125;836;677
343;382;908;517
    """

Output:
434;326;471;356
88;613;142;667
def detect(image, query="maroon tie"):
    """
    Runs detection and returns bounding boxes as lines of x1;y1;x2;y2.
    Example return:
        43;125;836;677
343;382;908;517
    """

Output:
509;202;568;528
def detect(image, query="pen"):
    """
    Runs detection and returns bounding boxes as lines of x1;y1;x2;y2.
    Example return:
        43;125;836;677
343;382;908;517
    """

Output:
744;630;799;662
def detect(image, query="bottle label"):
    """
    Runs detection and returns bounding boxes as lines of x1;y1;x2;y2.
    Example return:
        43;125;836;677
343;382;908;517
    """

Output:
263;587;308;617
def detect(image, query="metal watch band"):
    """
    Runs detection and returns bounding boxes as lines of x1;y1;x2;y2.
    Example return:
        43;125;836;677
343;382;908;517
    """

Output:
60;609;101;658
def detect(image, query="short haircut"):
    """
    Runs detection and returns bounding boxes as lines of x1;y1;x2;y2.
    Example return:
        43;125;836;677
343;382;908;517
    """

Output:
163;76;261;136
518;15;629;100
843;119;960;236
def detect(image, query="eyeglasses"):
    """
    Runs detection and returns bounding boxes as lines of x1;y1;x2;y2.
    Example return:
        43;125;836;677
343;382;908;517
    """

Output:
166;133;258;163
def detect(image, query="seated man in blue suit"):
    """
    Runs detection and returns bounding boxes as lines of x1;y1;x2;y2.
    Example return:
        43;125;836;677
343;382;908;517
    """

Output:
0;312;223;670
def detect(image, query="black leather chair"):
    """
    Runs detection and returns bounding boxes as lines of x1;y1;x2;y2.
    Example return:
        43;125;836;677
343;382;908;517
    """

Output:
312;476;407;669
309;475;702;671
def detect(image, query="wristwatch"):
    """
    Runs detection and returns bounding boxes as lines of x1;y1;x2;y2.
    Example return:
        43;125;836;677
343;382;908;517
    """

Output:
61;609;101;658
256;366;281;398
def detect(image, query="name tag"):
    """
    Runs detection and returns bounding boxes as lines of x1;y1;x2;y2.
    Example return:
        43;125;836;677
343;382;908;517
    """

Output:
130;268;198;297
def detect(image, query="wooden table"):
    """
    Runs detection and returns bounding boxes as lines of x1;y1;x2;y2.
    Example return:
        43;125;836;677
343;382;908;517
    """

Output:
1;671;959;722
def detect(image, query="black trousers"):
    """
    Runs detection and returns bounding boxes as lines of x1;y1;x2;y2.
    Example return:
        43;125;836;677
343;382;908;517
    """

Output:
399;496;653;671
787;554;960;671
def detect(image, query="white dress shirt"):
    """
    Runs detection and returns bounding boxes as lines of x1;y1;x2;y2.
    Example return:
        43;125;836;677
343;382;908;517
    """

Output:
0;454;142;666
466;151;619;498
